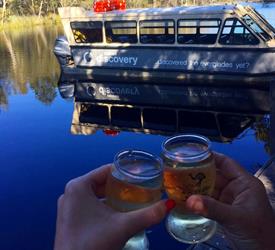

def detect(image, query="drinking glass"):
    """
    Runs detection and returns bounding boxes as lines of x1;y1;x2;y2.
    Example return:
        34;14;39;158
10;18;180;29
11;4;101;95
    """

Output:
105;150;163;250
162;134;217;244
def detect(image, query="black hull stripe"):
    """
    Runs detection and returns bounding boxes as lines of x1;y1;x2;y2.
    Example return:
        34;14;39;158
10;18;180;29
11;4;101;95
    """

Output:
74;65;275;77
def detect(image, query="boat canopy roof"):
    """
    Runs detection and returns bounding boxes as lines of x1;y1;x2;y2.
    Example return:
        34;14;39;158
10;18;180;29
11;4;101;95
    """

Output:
59;4;242;19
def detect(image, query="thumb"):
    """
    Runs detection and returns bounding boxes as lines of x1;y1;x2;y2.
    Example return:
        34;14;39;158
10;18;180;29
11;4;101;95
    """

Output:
122;200;167;236
186;195;236;225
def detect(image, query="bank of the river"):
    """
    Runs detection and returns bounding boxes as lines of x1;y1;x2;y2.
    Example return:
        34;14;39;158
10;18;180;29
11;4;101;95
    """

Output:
1;1;274;31
0;14;61;31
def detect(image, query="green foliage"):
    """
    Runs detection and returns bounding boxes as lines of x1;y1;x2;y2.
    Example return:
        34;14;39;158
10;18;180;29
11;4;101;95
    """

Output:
0;15;60;31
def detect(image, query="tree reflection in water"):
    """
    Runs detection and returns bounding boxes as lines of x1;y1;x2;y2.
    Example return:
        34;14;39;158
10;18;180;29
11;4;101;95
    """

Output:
0;85;8;111
254;115;271;154
0;25;63;106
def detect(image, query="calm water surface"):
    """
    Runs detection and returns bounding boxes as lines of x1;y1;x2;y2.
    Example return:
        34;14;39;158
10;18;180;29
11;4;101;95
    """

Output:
0;6;274;250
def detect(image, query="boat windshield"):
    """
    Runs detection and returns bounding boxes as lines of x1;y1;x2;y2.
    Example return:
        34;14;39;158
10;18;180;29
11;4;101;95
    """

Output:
249;7;275;35
242;14;272;41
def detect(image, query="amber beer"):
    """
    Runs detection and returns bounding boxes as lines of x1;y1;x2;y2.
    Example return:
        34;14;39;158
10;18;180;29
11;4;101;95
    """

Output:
106;169;162;212
105;150;163;250
162;134;217;244
164;154;216;211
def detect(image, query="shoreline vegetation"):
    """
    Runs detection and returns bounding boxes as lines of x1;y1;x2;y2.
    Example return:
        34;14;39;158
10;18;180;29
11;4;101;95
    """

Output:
0;0;274;31
0;14;60;31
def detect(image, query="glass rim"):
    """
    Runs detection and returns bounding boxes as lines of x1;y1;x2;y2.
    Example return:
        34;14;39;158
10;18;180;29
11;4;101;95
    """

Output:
161;134;211;163
114;149;163;180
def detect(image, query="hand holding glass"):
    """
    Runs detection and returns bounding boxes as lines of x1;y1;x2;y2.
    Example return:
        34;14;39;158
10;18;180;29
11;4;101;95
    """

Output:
162;134;217;244
105;150;163;250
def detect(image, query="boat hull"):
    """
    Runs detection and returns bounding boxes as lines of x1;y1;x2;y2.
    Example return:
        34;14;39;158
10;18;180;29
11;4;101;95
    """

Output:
54;37;275;86
71;47;275;76
59;65;274;87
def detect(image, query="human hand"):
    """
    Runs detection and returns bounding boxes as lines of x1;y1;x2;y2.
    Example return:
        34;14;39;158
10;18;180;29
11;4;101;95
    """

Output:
186;153;275;250
54;164;169;250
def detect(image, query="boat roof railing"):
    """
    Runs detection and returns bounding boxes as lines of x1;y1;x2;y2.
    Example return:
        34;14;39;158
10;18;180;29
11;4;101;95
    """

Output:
105;5;237;16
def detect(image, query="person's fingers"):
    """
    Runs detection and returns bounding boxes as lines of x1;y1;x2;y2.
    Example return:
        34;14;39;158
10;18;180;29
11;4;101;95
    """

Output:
215;171;229;189
56;194;65;227
214;153;248;181
211;169;230;200
57;194;64;209
186;195;237;225
212;188;221;200
64;164;112;198
81;164;112;185
120;200;167;237
87;164;112;197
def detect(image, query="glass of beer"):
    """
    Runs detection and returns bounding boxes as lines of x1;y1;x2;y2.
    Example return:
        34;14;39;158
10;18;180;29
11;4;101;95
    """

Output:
105;150;163;250
162;134;217;244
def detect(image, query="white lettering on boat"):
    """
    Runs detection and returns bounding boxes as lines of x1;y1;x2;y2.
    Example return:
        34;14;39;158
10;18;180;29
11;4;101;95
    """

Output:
78;50;251;72
98;86;140;96
198;61;233;69
95;55;138;66
156;59;187;66
236;62;250;69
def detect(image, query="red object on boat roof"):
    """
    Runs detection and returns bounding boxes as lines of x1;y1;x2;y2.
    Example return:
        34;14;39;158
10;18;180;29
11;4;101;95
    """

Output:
93;0;126;12
103;129;120;136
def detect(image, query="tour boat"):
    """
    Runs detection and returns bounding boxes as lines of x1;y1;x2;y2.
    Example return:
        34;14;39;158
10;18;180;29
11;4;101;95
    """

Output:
54;3;275;86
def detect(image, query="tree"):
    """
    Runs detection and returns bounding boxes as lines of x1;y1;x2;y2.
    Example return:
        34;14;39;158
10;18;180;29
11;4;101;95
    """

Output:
1;0;6;25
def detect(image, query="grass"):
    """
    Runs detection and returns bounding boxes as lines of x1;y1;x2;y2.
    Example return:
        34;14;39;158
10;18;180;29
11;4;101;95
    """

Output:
0;14;61;31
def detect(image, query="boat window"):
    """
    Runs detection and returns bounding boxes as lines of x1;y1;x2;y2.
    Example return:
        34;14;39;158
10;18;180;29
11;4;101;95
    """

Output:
219;18;259;45
71;22;103;43
105;21;137;44
177;19;221;44
140;20;175;44
242;14;271;41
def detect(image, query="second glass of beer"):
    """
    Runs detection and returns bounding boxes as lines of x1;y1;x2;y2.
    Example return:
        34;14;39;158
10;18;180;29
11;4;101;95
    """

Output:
162;134;217;244
105;150;163;250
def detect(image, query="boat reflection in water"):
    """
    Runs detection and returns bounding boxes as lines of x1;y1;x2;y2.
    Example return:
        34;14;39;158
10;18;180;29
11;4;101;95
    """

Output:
58;78;270;143
71;101;260;143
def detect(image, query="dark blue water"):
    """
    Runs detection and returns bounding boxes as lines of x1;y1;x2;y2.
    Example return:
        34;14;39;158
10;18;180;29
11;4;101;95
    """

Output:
0;88;270;250
0;11;273;250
